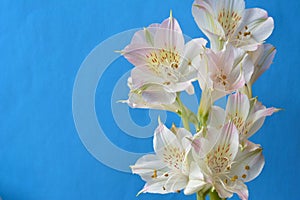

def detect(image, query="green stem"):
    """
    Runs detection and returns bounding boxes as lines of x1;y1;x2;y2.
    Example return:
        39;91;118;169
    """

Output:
197;192;206;200
176;93;190;131
197;88;211;128
209;190;225;200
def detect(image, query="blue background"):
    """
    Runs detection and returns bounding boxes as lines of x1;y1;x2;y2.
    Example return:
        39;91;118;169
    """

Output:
0;0;299;199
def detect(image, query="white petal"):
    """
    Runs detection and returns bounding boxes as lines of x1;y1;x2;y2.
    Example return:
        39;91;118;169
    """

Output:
226;92;250;123
154;121;179;154
241;55;255;83
184;162;207;195
249;44;276;83
225;180;249;200
154;15;184;53
216;122;239;160
230;141;265;182
176;128;193;150
234;8;274;50
246;104;278;137
181;38;207;70
164;172;188;192
166;81;194;94
153;122;186;170
131;65;164;89
208;106;226;129
131;154;167;182
125;91;179;112
142;85;176;105
192;0;225;42
214;181;234;199
139;178;169;194
243;8;274;42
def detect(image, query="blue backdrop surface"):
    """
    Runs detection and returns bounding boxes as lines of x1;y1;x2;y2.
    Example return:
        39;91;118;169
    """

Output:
0;0;299;200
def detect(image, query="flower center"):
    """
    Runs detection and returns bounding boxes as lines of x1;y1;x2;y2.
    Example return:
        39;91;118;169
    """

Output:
207;144;232;174
163;146;185;171
218;9;241;38
215;73;228;87
146;48;181;82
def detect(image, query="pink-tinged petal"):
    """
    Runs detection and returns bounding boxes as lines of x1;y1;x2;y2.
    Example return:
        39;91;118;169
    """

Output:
122;25;159;66
130;24;159;45
184;162;207;195
226;180;249;200
154;15;184;53
192;126;220;158
123;44;154;67
249;44;276;83
218;45;236;75
226;92;250;123
230;141;265;183
214;181;234;199
142;86;176;105
131;65;165;89
247;106;278;137
208;106;226;129
131;154;168;182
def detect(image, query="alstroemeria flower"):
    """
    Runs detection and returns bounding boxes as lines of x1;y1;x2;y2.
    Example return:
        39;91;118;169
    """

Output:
185;122;265;200
195;44;254;100
248;44;276;84
212;92;278;142
131;121;192;194
120;77;181;113
192;0;274;51
122;13;207;107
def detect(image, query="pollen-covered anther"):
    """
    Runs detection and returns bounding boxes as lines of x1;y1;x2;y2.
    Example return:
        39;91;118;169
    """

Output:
231;175;238;181
151;169;157;178
242;174;247;179
216;73;228;86
245;165;250;170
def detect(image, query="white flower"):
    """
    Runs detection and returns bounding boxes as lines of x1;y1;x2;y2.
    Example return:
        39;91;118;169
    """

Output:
131;121;193;194
122;13;207;108
192;0;274;51
208;92;278;143
195;44;254;101
120;77;181;112
185;122;265;200
225;92;278;142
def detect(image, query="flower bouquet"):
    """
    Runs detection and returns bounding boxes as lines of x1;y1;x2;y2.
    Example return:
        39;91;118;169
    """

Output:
120;0;278;199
